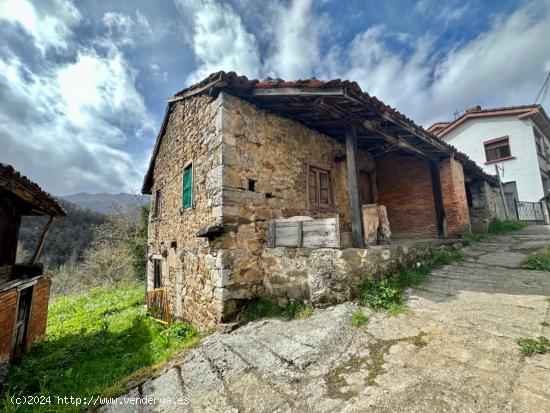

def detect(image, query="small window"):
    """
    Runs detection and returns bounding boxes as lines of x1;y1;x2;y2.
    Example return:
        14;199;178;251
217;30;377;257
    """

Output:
248;179;256;192
308;165;333;208
183;163;193;209
153;259;162;288
484;137;511;162
153;189;162;217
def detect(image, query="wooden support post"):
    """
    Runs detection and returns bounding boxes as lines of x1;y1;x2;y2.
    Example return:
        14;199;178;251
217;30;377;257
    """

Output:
429;161;447;238
29;216;55;264
345;120;364;248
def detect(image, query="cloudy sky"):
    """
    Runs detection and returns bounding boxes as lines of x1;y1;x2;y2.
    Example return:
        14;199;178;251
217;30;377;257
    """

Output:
1;0;549;195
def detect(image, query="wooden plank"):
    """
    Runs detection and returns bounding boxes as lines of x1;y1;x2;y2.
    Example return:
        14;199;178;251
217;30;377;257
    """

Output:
302;218;339;248
275;222;301;247
29;216;55;264
345;121;364;248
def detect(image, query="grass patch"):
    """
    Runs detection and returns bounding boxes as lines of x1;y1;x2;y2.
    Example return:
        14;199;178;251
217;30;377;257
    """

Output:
1;283;199;412
243;299;314;322
459;219;527;246
350;309;368;327
517;336;550;357
520;249;550;271
359;249;464;315
488;219;528;234
540;321;549;327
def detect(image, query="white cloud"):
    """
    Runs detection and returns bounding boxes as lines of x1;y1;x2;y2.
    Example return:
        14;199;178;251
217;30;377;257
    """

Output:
175;0;261;82
102;10;153;47
264;0;324;79
0;45;154;194
0;0;81;52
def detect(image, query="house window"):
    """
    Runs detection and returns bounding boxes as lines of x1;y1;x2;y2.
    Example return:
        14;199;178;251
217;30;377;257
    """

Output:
153;259;162;288
308;165;332;208
153;189;162;217
484;137;511;162
182;163;193;209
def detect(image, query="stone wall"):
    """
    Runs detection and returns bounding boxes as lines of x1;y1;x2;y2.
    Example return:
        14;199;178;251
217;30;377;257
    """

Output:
147;94;226;329
260;240;462;307
468;180;507;231
376;153;439;238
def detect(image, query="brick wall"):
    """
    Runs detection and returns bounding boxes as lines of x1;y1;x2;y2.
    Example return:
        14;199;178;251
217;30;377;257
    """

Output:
376;153;439;238
439;157;471;237
0;289;17;363
27;276;51;347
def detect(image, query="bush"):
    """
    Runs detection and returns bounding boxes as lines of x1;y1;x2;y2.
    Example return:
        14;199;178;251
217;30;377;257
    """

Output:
359;279;401;310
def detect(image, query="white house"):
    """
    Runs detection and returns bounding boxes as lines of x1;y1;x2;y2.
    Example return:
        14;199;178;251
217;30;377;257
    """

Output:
429;105;550;203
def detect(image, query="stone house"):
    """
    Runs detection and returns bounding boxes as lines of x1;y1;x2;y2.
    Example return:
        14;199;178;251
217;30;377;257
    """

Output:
142;71;501;330
0;163;64;381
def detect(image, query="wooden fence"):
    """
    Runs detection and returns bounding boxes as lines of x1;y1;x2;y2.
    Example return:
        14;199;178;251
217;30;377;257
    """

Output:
267;216;341;248
146;287;171;325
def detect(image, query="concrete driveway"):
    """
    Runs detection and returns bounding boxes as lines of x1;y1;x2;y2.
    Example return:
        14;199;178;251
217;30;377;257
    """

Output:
101;226;550;412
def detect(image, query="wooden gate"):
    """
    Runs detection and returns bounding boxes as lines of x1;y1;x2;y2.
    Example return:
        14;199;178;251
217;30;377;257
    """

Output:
146;287;171;325
515;200;545;224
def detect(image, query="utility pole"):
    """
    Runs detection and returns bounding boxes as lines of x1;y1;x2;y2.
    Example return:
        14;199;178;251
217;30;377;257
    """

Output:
495;164;510;219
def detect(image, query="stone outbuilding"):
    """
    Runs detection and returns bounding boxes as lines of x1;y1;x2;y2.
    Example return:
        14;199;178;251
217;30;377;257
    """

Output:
0;163;65;381
142;71;501;330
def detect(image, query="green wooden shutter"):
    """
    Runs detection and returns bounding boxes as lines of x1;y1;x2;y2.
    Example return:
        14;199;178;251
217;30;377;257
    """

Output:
183;165;192;209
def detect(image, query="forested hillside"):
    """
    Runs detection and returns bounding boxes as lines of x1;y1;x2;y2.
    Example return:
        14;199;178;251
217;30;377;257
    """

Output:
18;200;107;268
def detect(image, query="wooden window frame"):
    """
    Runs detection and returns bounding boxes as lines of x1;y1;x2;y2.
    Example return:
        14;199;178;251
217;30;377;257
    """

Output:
182;161;194;211
152;188;162;218
484;136;512;163
306;164;334;210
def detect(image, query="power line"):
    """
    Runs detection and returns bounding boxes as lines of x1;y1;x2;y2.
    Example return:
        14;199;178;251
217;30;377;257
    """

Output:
534;70;550;104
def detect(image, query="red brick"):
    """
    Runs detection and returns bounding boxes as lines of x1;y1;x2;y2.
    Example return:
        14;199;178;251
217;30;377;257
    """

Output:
0;289;17;363
376;154;439;238
439;157;471;237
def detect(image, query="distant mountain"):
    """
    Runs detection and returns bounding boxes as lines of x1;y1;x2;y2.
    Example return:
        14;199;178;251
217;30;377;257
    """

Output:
59;192;149;214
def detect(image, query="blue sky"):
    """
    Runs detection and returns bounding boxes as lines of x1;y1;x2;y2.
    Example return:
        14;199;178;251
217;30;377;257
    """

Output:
0;0;549;195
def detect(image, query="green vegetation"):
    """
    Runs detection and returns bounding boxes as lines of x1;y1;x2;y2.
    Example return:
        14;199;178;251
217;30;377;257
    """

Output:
540;321;549;327
520;249;550;271
243;299;314;322
487;219;528;234
1;284;199;412
359;250;464;315
517;336;550;357
18;200;107;268
458;219;527;246
350;309;368;327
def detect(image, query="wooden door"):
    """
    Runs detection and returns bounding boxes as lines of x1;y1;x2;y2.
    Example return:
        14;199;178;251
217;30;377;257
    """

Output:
359;171;373;205
153;259;162;289
11;286;33;362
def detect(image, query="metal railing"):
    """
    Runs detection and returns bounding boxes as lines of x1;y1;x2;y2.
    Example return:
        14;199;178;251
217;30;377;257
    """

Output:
514;200;545;223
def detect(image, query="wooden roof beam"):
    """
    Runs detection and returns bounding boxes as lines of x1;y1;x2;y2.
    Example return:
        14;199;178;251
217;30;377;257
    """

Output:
362;120;437;161
249;87;345;97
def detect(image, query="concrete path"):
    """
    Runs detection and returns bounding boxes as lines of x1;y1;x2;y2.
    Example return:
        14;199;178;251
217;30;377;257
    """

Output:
100;226;550;412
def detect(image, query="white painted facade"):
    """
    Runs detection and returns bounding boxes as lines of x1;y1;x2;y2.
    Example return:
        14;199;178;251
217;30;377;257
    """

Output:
442;115;550;202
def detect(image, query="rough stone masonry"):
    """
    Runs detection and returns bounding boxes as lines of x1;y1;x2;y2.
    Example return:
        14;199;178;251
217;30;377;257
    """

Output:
143;87;484;330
